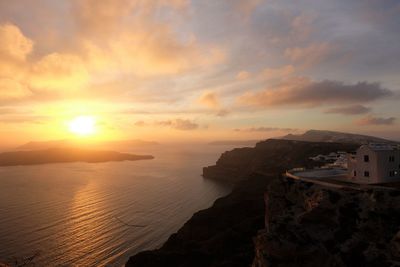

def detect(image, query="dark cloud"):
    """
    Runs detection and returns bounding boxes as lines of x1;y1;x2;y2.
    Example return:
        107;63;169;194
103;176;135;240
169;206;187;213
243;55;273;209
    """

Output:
240;79;392;108
356;116;396;126
324;105;371;115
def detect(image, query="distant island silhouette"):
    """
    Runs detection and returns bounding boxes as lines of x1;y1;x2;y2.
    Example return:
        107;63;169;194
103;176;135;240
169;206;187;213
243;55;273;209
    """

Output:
17;139;159;150
0;147;154;166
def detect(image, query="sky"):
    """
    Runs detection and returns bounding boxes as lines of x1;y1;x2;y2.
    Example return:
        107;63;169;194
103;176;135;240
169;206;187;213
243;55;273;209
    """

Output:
0;0;399;146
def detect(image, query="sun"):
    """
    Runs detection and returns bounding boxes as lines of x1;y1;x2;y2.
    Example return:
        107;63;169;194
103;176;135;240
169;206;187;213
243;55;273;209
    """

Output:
68;115;97;136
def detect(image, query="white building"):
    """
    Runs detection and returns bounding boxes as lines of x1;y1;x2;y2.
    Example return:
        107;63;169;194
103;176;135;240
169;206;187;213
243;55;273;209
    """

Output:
348;144;400;184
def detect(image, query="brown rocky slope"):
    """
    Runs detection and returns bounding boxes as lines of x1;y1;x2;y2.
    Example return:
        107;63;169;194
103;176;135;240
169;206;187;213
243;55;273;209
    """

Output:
254;177;400;267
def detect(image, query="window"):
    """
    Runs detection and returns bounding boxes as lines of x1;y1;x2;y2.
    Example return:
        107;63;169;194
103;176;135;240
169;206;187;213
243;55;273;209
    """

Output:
389;156;395;162
353;170;357;177
389;171;395;177
364;171;370;177
364;155;369;162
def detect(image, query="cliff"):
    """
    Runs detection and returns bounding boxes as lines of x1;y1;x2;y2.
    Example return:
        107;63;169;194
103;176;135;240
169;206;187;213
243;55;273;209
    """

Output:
203;139;358;182
126;172;269;267
127;139;361;266
253;177;400;267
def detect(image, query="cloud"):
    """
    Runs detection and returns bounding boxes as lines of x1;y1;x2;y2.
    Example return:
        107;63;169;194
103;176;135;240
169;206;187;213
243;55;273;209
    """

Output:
198;91;220;109
324;105;371;115
260;65;295;81
0;78;31;100
197;91;230;117
236;71;251;80
216;109;230;117
0;115;47;124
134;120;147;127
70;0;225;77
156;119;198;130
0;108;16;115
71;0;188;38
0;23;89;100
234;0;264;17
0;1;226;104
290;13;315;42
284;43;334;68
234;127;297;132
0;23;33;100
105;30;224;76
30;53;89;91
355;116;396;126
0;23;33;61
239;78;392;108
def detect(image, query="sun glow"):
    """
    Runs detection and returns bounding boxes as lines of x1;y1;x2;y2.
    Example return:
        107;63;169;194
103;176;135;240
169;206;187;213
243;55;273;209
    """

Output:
68;116;97;136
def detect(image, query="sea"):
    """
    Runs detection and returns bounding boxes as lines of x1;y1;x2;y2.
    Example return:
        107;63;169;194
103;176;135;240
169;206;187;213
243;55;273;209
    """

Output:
0;144;237;266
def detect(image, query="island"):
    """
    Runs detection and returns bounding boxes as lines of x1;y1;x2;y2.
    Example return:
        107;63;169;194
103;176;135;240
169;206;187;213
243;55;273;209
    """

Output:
0;147;154;166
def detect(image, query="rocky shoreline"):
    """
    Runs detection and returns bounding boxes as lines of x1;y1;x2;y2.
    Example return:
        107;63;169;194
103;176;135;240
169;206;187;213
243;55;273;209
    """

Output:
126;139;399;266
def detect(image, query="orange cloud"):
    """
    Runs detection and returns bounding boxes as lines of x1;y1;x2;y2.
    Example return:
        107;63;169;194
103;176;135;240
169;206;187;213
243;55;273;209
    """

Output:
236;71;251;80
0;78;31;99
70;0;224;76
0;23;33;61
0;0;226;102
198;91;220;109
30;53;89;91
0;23;32;100
71;0;187;37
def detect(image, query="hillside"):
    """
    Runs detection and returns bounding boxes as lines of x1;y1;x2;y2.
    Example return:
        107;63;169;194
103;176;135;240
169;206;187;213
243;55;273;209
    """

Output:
281;130;398;144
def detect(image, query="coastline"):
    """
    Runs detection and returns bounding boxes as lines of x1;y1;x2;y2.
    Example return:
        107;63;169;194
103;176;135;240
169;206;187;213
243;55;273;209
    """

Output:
126;139;359;266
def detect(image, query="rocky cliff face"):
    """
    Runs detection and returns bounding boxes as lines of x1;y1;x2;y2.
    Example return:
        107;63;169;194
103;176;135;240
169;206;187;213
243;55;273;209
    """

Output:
203;139;357;182
126;172;270;267
253;177;400;267
126;140;357;267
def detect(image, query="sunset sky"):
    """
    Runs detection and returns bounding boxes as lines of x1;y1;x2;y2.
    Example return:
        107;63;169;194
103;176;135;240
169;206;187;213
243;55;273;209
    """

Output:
0;0;399;146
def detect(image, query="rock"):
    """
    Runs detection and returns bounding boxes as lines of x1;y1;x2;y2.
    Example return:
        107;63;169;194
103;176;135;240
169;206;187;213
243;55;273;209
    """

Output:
254;176;400;267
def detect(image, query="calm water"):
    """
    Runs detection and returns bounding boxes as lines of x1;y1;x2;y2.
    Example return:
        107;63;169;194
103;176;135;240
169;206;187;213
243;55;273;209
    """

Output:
0;144;234;266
